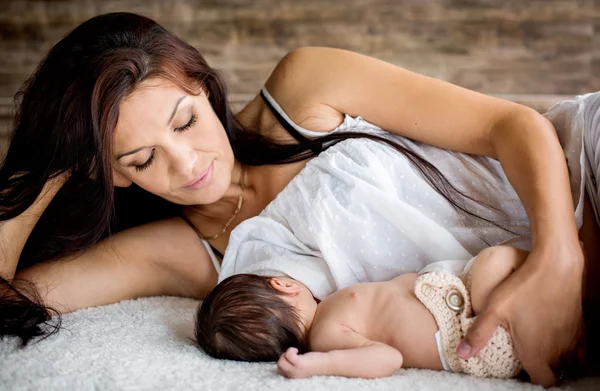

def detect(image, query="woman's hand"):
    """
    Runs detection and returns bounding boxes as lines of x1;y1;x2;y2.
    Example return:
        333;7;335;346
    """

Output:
459;240;584;387
0;171;71;281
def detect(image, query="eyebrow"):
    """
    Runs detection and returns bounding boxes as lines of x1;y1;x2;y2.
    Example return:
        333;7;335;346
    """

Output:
116;95;188;160
167;95;188;125
116;146;146;160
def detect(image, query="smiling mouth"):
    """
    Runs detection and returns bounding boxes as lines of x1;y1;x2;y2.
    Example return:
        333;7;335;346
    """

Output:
185;161;214;189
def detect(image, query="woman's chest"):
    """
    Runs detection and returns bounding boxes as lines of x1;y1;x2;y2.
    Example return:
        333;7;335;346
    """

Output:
202;95;341;255
204;160;313;256
267;139;528;263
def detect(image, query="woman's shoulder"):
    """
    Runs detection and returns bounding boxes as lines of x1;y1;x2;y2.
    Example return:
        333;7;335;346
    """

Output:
237;47;348;137
265;47;349;117
264;46;343;101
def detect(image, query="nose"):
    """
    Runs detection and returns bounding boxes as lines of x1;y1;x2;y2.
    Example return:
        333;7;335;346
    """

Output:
169;142;197;178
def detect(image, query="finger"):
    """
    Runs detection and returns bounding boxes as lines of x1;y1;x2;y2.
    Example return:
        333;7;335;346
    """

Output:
515;334;561;387
276;356;287;370
276;362;286;376
285;348;300;363
277;353;291;366
277;358;295;377
278;367;293;378
459;311;502;359
282;349;298;365
526;361;557;388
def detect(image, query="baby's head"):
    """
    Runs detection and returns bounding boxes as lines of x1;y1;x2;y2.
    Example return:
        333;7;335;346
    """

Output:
195;274;318;362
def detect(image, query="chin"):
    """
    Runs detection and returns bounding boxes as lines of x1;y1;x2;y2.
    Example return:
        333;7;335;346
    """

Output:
172;192;219;206
187;183;229;205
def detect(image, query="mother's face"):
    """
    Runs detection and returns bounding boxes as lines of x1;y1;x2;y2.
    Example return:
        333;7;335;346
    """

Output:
111;78;235;205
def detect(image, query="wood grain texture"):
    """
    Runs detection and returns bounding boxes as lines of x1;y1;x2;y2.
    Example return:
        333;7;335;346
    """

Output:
0;0;597;145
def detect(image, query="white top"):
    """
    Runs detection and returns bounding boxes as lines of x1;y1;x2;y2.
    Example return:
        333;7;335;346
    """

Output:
211;88;597;301
581;93;600;225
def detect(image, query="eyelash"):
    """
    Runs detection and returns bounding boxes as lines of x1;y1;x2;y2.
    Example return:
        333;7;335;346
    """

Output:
135;149;155;172
134;114;197;172
175;113;197;132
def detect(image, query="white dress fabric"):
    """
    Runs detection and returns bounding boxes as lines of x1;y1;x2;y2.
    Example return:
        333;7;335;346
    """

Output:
216;88;600;301
580;93;600;225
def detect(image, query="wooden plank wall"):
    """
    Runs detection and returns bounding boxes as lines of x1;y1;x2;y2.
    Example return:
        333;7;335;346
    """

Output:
0;0;598;156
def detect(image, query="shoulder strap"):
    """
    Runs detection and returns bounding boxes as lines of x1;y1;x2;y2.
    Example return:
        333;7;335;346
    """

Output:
179;215;222;272
259;88;311;143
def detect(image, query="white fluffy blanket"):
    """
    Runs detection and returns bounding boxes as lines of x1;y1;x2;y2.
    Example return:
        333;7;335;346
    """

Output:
1;296;598;391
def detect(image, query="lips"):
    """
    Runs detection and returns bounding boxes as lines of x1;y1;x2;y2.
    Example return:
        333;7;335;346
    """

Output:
184;161;214;189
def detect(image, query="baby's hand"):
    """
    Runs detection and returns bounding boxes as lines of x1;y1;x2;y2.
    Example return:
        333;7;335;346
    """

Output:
277;347;328;378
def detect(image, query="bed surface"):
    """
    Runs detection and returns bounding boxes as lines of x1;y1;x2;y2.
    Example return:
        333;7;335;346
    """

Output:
1;296;599;391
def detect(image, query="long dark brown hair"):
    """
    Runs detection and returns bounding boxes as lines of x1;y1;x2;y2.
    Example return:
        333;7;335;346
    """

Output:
0;12;510;345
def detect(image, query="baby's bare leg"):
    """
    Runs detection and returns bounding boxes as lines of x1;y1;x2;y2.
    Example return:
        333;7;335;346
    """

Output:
470;246;529;314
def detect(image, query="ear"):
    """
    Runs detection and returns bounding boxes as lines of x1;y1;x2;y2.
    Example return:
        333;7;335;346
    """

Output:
269;277;301;296
112;168;132;187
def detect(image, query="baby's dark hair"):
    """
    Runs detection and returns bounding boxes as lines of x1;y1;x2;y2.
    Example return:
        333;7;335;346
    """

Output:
195;274;309;362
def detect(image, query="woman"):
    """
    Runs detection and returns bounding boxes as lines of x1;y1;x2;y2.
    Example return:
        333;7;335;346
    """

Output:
0;12;591;386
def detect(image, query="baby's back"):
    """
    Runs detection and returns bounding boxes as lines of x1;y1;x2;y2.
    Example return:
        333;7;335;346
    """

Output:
310;274;444;370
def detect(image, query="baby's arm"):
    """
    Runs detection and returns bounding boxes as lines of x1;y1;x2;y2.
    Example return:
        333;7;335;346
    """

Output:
470;245;529;313
277;324;403;379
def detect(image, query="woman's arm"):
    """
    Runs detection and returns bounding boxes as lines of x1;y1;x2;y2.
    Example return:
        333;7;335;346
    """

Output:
267;47;584;385
267;48;580;252
15;217;218;313
0;173;68;281
1;171;217;313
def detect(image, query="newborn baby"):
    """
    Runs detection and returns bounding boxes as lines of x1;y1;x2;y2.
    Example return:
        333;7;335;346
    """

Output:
195;246;525;379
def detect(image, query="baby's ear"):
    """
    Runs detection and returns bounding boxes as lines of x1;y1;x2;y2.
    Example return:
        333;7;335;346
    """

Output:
269;277;301;296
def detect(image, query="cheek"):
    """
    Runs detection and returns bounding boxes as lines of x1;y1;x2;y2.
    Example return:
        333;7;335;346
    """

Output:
135;177;170;197
200;114;230;147
127;165;172;195
214;123;235;162
192;114;235;166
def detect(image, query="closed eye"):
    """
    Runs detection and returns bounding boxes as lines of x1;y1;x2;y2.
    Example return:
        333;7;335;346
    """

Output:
175;113;197;132
135;149;155;172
